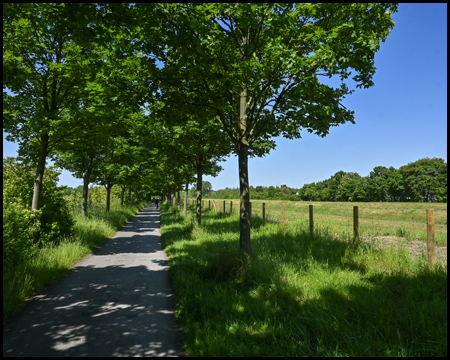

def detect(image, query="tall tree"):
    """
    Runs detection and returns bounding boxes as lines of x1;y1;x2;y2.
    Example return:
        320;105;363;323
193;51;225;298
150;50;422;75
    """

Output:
3;3;106;240
144;3;397;256
164;117;229;225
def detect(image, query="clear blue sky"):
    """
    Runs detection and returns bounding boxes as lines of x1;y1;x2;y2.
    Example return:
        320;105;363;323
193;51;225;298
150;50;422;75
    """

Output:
3;3;447;191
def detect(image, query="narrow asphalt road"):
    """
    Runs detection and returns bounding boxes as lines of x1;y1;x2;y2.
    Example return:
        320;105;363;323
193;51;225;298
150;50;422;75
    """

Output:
3;203;185;357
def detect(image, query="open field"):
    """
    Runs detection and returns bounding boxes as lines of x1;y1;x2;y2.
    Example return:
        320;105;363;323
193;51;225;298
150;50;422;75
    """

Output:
202;199;447;246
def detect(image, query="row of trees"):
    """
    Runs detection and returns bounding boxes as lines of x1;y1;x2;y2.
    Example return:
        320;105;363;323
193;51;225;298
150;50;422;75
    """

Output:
3;3;225;244
4;3;399;257
190;183;299;201
190;158;447;203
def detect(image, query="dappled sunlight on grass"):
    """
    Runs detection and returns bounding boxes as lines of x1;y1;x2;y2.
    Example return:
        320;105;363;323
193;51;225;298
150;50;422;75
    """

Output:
161;203;447;357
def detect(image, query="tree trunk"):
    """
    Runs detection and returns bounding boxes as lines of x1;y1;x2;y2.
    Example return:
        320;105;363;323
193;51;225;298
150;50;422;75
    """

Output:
238;83;251;256
121;186;126;207
82;170;91;220
31;132;49;212
184;177;189;217
238;142;251;257
106;184;112;212
31;132;49;243
196;162;203;225
81;154;94;220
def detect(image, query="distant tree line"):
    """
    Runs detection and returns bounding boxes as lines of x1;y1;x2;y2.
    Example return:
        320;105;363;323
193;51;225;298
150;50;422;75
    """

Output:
194;158;447;203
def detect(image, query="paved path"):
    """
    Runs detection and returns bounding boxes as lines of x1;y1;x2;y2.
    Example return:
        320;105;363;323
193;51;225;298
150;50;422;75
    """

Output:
3;204;185;357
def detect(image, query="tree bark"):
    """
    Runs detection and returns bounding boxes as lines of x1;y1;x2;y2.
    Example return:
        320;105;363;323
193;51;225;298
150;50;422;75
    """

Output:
238;84;252;256
31;132;49;243
238;142;251;257
81;154;94;220
31;132;49;212
196;161;203;225
106;183;112;212
121;185;126;207
82;170;91;220
184;177;189;217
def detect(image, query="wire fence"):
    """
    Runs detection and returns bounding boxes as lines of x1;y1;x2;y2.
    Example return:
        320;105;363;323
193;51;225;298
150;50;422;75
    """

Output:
186;198;446;267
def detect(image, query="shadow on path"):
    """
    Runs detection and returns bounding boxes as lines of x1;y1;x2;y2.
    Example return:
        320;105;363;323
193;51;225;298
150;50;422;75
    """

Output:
3;204;185;357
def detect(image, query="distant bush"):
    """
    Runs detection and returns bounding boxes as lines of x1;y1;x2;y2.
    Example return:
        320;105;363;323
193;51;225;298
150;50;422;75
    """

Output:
201;185;301;201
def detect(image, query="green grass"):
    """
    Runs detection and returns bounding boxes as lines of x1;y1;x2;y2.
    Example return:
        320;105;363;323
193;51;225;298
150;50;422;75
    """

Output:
3;201;147;322
161;203;447;357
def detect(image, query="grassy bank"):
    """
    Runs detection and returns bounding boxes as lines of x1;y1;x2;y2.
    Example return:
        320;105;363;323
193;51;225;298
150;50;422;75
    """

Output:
3;201;147;322
161;203;447;357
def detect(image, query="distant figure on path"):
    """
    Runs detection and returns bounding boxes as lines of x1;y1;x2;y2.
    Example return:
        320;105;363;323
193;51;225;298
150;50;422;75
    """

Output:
155;198;159;209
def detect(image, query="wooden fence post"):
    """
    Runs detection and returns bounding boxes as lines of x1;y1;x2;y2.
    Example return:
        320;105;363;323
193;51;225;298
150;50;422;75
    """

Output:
281;204;285;229
309;205;314;238
223;200;226;213
427;209;436;267
353;206;359;249
230;201;233;214
262;203;266;226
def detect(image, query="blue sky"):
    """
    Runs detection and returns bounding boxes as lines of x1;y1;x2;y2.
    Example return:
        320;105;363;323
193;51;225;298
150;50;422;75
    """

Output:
3;3;447;191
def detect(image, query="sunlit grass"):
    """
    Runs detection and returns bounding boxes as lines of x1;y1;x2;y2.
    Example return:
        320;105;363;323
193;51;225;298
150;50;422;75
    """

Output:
204;199;447;245
161;203;447;357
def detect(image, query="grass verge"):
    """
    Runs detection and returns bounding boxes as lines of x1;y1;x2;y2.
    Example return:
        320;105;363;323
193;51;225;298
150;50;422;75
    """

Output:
161;203;447;357
3;201;147;323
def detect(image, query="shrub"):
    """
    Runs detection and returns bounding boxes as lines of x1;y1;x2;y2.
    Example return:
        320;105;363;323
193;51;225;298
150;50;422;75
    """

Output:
37;176;74;246
2;200;38;265
3;157;74;255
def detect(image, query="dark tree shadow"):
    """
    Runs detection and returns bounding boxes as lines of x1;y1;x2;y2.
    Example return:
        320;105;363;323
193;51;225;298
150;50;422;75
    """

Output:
159;205;447;356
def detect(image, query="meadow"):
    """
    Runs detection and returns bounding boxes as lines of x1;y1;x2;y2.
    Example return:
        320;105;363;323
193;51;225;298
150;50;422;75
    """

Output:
161;202;447;357
202;199;447;246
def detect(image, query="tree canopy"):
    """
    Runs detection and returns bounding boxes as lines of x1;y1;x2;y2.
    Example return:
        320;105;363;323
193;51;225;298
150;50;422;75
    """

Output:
144;3;398;255
5;3;428;256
